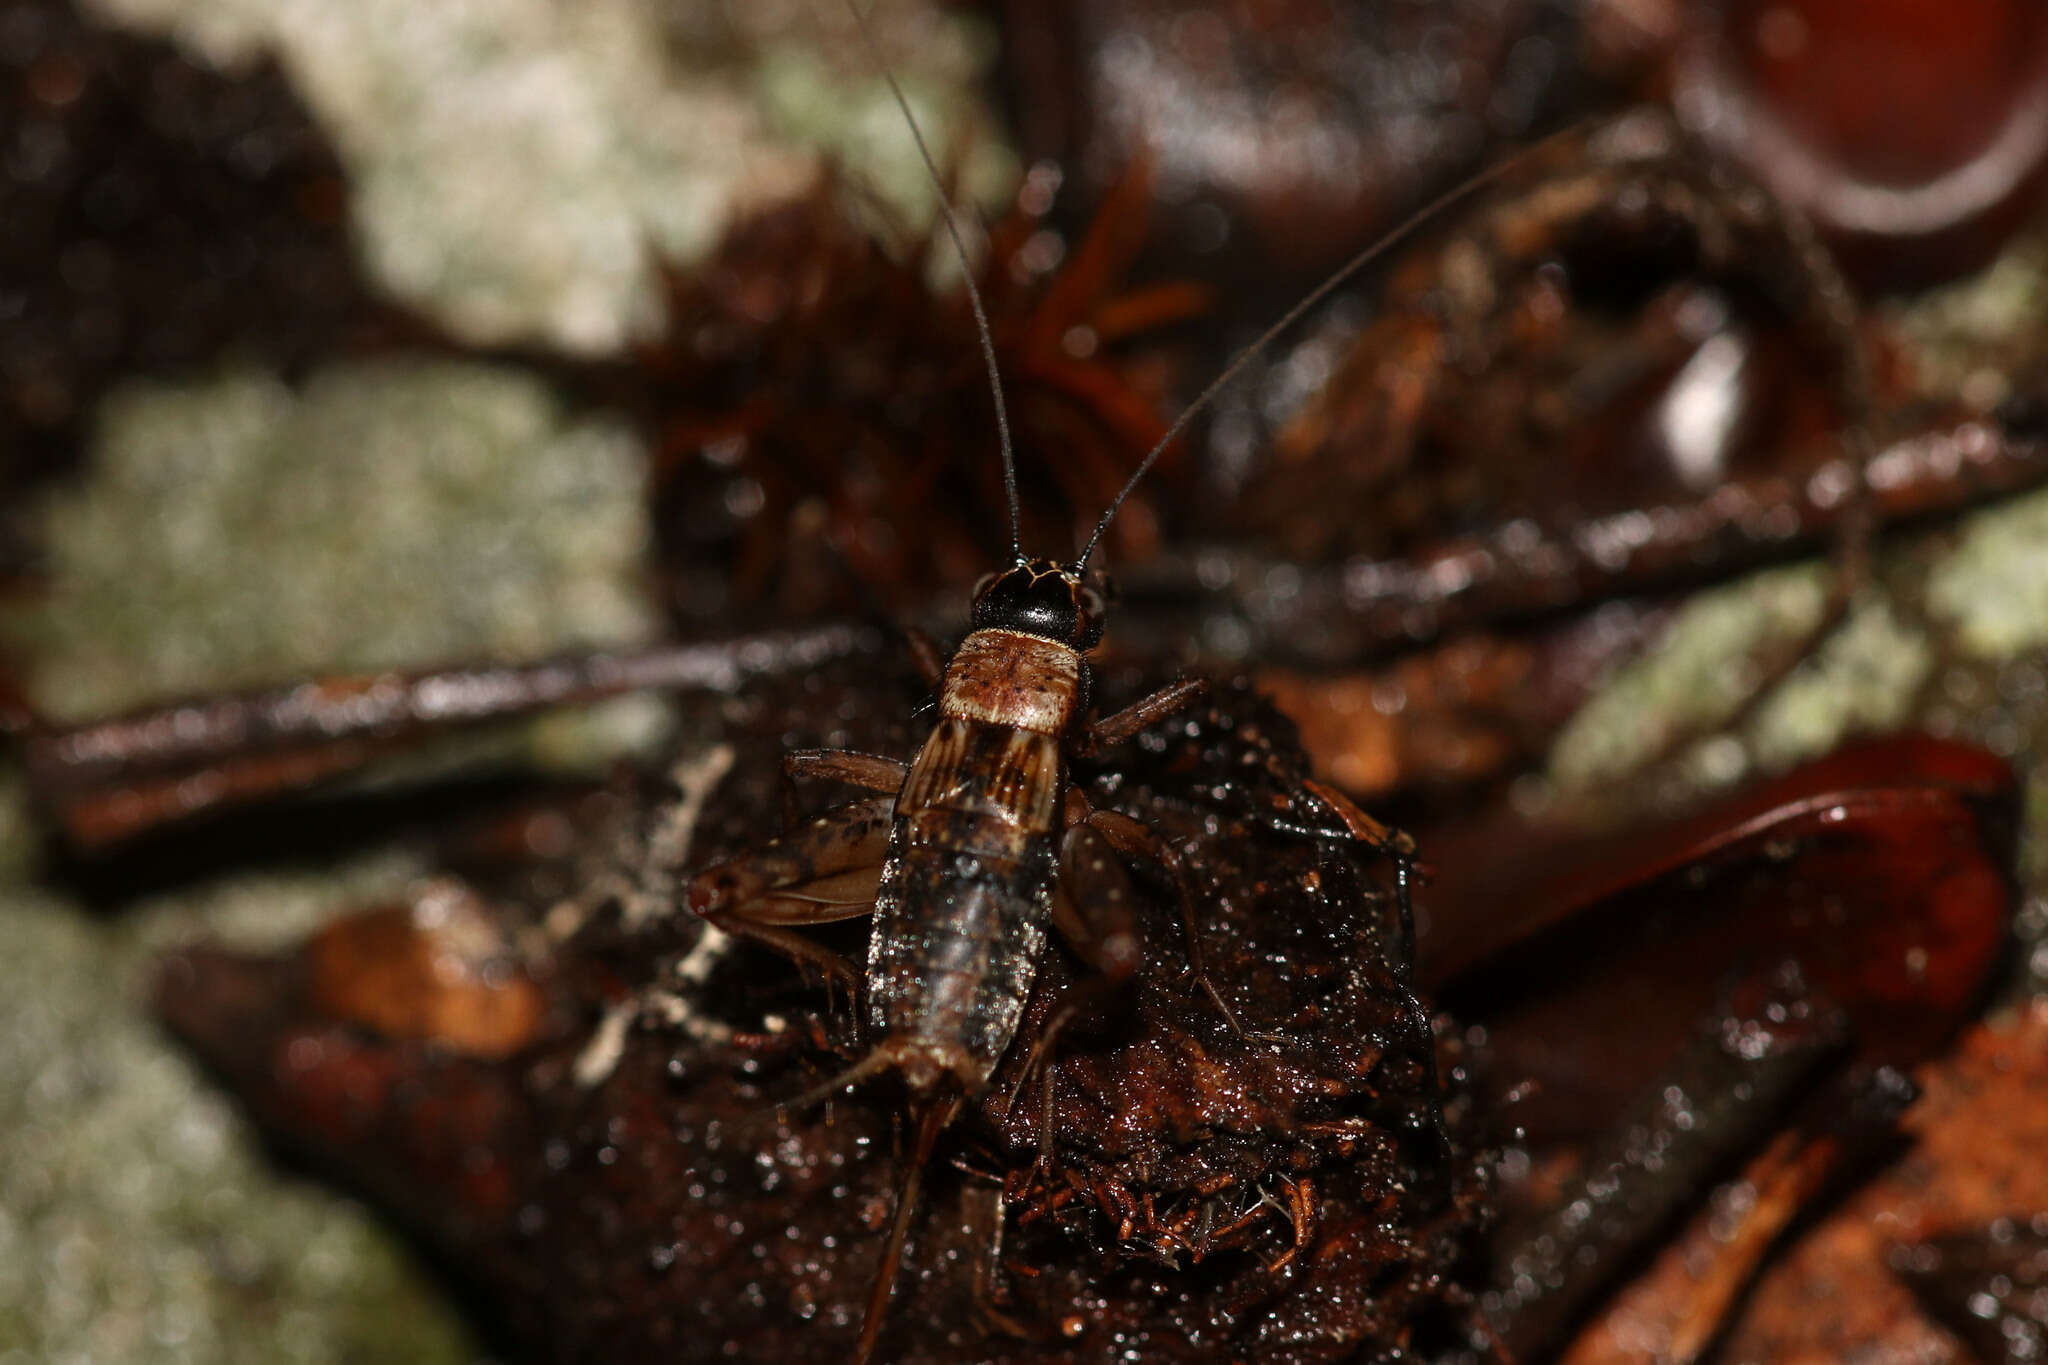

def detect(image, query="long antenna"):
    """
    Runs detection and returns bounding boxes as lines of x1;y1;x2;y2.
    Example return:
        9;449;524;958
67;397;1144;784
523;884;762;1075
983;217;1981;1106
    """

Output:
1073;129;1581;573
843;0;1024;565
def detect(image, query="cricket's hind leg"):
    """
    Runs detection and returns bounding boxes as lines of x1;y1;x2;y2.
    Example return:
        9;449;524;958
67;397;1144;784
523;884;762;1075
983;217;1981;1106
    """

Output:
1078;677;1208;754
684;793;894;1001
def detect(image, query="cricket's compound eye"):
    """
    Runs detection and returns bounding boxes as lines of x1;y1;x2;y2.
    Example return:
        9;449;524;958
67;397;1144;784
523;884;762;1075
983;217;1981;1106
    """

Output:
970;559;1105;649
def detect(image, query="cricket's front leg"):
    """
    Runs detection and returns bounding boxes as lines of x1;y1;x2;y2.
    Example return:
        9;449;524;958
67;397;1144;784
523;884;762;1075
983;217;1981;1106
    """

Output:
1079;678;1207;754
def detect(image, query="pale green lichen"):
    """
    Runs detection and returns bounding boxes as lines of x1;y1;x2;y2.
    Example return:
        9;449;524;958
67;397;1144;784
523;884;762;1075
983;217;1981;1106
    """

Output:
0;861;476;1365
0;358;664;1360
82;0;1012;353
752;46;1017;253
82;0;808;352
1925;486;2048;660
1881;232;2048;404
1548;562;1831;792
9;358;656;722
1743;593;1931;773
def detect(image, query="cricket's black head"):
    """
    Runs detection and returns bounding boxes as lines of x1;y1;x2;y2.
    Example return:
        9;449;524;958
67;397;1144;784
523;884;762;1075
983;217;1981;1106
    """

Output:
971;558;1107;650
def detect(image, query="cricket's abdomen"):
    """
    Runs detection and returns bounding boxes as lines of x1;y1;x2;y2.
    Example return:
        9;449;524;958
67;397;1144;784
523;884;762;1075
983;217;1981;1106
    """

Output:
866;714;1064;1094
